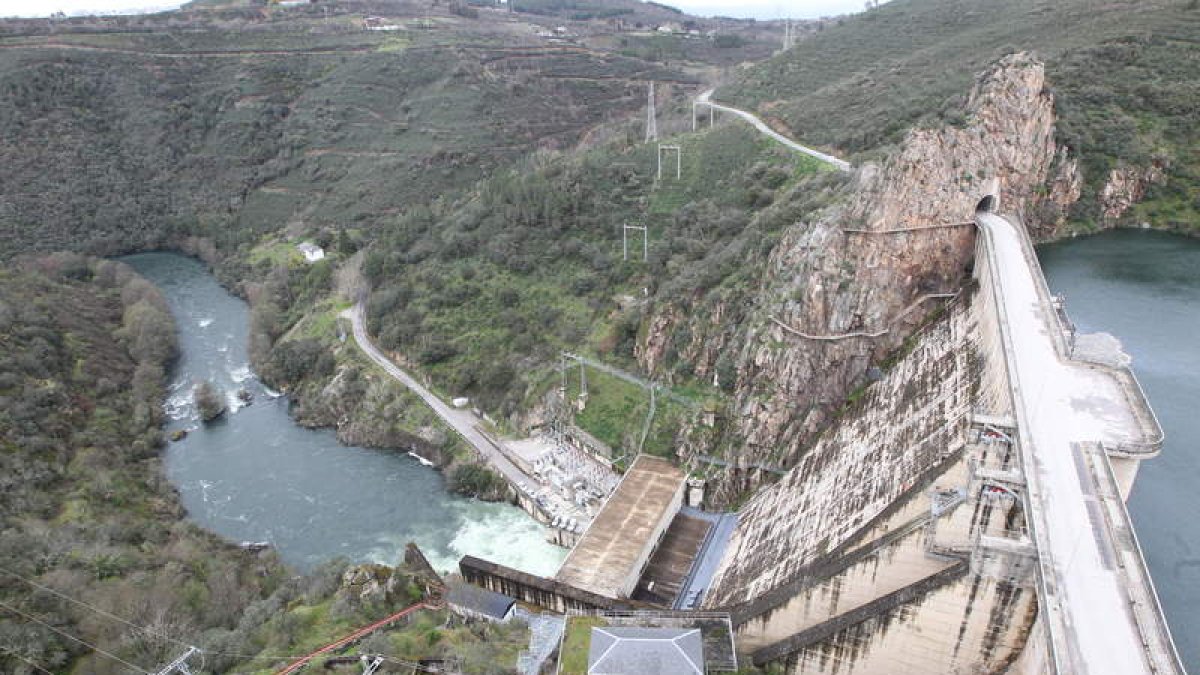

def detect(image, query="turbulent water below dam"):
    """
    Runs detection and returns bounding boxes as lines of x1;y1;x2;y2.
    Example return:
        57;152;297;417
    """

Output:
123;252;566;576
1039;229;1200;671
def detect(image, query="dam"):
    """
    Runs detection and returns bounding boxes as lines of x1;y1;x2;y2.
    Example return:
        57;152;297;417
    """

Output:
458;202;1183;674
693;202;1181;674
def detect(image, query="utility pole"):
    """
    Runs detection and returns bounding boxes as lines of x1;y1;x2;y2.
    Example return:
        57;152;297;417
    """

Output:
622;224;648;262
645;82;658;143
560;353;569;397
155;647;201;675
657;144;681;181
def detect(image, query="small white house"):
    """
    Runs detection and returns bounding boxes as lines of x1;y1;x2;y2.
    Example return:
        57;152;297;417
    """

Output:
297;242;325;263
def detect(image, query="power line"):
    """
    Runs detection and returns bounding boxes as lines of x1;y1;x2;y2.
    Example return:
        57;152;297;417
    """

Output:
0;645;55;675
0;600;152;674
0;567;446;672
0;568;316;664
0;566;191;650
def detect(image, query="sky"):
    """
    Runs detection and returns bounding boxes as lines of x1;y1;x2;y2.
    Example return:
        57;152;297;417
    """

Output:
0;0;880;20
670;0;882;19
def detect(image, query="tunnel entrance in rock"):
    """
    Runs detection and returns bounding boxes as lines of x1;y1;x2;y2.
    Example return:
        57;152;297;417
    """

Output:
976;195;997;213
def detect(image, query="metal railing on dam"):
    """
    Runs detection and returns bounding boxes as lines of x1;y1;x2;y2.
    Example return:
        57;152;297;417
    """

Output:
973;212;1182;675
995;212;1165;458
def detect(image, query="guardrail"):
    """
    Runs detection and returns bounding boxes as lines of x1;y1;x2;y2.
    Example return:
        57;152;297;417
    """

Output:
1084;442;1184;672
1001;217;1164;457
973;213;1181;675
973;215;1066;673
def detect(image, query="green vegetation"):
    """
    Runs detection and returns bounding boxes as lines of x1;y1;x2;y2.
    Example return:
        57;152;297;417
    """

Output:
194;380;227;422
0;254;290;674
361;122;833;433
719;0;1200;233
447;464;508;500
560;368;698;459
559;615;606;675
0;7;693;260
0;253;544;674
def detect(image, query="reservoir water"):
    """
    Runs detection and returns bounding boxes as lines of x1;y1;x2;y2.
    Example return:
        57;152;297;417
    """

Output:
124;252;566;576
1039;230;1200;671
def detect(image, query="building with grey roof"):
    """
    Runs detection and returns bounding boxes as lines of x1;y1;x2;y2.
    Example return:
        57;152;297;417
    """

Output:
587;627;704;675
446;580;516;622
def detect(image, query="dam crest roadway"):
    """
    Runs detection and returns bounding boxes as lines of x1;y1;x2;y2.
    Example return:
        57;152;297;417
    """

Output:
974;208;1180;674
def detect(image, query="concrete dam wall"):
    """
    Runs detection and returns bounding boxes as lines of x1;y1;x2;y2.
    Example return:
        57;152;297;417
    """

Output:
699;210;1179;673
698;240;1041;672
704;294;985;610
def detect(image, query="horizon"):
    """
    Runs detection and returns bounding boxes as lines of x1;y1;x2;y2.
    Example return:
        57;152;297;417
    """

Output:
1;0;883;20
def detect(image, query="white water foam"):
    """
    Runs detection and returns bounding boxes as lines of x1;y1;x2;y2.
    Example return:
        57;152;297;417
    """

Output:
198;480;214;502
198;318;214;328
165;390;194;421
229;365;253;384
446;505;566;577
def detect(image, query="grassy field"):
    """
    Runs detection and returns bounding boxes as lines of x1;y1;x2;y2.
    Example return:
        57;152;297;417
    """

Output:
560;366;704;459
558;615;606;675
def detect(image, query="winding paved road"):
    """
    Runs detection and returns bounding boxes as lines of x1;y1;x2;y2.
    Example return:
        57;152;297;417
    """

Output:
344;304;534;488
695;90;851;172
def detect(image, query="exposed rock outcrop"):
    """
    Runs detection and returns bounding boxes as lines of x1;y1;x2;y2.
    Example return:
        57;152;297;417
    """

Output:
656;53;1069;503
289;362;455;464
338;563;422;608
1099;163;1166;223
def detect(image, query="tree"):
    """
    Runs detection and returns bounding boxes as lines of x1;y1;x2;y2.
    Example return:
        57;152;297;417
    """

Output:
194;380;226;422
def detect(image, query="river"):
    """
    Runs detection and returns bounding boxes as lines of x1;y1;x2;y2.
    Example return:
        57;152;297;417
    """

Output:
124;235;1197;664
1039;229;1200;671
123;252;566;576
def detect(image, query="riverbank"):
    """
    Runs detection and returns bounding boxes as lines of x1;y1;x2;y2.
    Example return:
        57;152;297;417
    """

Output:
0;253;294;673
126;252;567;576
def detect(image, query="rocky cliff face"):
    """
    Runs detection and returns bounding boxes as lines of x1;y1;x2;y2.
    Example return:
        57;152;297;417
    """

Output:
1098;163;1166;224
655;53;1071;503
290;362;452;460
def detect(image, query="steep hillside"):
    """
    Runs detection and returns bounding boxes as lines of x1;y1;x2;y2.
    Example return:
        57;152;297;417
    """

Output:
0;6;694;259
0;254;576;675
719;0;1200;234
355;121;838;454
0;254;291;674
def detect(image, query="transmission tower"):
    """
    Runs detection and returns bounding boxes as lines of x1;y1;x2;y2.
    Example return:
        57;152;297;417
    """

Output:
657;144;681;181
155;647;201;675
623;224;648;262
645;81;658;143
